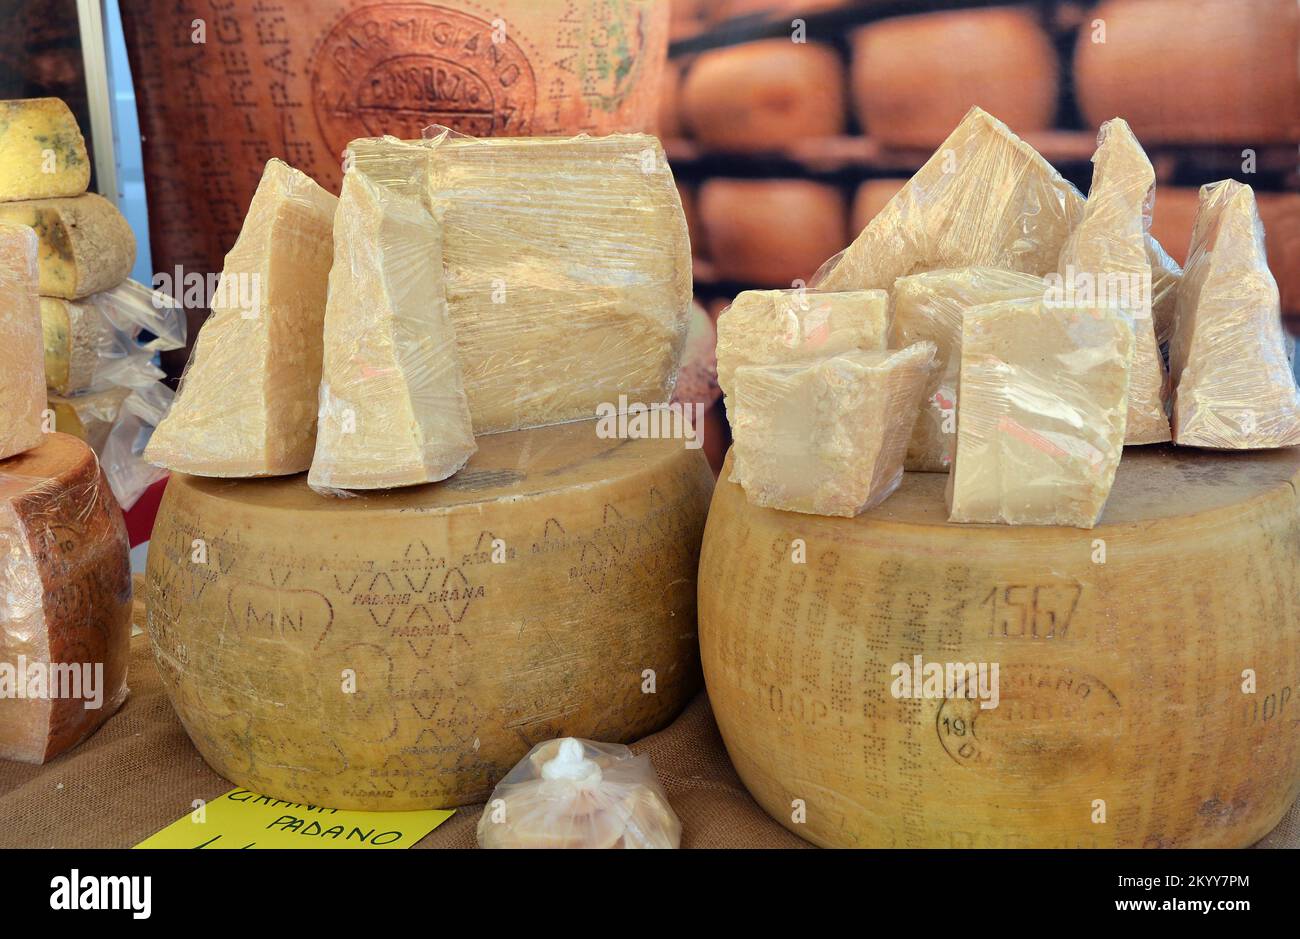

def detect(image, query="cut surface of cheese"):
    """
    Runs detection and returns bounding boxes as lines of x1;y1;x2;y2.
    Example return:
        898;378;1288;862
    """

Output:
947;300;1133;528
0;193;134;299
0;98;89;202
350;133;692;435
715;288;889;404
0;433;131;764
0;223;44;460
145;159;336;476
700;444;1300;847
145;420;712;810
729;344;938;517
1170;181;1300;449
890;267;1042;473
41;297;110;395
310;172;475;493
814;107;1084;293
1056;118;1169;445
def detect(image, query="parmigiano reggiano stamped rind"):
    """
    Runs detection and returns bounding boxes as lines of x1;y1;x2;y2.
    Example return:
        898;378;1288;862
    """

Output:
700;445;1300;847
145;420;711;810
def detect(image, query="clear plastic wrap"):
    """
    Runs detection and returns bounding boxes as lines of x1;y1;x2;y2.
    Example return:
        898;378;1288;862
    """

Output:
476;738;681;849
0;432;131;763
0;222;44;461
0;192;135;299
1055;118;1169;444
1147;234;1183;346
145;159;337;476
309;171;475;494
813;106;1084;292
890;268;1043;473
49;386;131;453
946;299;1134;528
349;130;693;435
1169;180;1300;449
729;344;938;517
99;382;173;510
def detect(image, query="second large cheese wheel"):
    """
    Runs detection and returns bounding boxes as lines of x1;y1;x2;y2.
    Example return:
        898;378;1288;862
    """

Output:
700;446;1300;847
145;420;713;810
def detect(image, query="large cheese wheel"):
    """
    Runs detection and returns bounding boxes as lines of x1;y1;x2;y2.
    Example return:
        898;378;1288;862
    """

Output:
850;9;1059;148
145;420;712;810
700;446;1300;847
1075;0;1300;144
681;40;846;153
700;179;846;287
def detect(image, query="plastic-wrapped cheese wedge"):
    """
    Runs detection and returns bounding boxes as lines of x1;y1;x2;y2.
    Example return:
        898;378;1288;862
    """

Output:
0;98;90;202
477;738;681;849
715;287;889;406
814;107;1084;292
1169;181;1300;449
0;223;44;460
729;344;938;517
145;159;336;476
891;268;1042;473
947;299;1133;528
0;193;134;299
1147;233;1183;346
309;172;475;493
1055;118;1169;444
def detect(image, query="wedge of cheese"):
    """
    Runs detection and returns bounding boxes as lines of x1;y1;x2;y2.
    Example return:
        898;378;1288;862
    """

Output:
1169;180;1300;449
947;300;1133;528
891;267;1043;473
715;288;889;405
729;344;938;517
814;107;1084;292
145;159;336;476
0;98;90;202
1147;233;1182;345
0;193;134;298
309;172;475;492
349;133;692;435
1055;118;1169;444
0;223;45;460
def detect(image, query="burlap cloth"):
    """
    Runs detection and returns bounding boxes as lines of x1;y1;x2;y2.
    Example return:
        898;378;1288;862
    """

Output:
1;635;1295;849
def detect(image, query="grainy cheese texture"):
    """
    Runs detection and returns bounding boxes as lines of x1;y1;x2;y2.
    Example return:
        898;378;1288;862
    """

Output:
1147;233;1183;345
0;98;89;202
0;193;134;299
947;300;1133;528
0;433;131;764
890;268;1042;472
715;288;889;406
145;421;712;810
729;344;937;517
700;444;1300;847
814;107;1084;291
0;223;44;460
1169;180;1300;448
349;133;692;434
310;172;475;493
145;159;336;476
40;297;105;394
1056;118;1169;444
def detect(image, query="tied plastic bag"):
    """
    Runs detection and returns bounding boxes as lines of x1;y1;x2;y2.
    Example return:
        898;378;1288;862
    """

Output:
476;738;681;849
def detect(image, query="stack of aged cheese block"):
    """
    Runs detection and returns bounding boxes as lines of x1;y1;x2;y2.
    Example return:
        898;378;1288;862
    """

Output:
143;129;707;810
0;98;132;764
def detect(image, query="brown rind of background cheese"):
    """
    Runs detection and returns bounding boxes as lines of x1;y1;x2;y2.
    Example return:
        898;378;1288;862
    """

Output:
0;433;131;764
680;39;846;152
851;179;907;235
700;179;847;287
850;8;1059;148
1075;0;1300;144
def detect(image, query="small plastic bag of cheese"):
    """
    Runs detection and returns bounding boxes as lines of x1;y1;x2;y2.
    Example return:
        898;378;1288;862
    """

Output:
476;737;681;849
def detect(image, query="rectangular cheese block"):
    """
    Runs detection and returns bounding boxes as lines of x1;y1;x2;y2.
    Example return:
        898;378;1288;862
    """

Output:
729;343;938;517
349;133;692;435
715;288;889;406
0;223;45;460
947;300;1133;528
1169;180;1300;448
815;107;1084;292
145;159;337;476
0;193;135;299
1055;118;1169;444
309;171;476;492
891;267;1042;473
0;98;90;202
